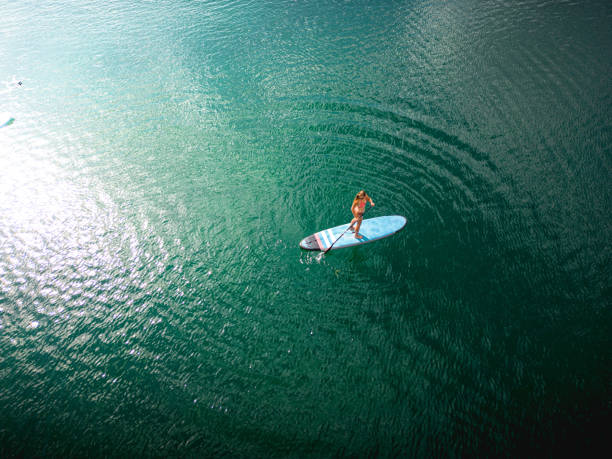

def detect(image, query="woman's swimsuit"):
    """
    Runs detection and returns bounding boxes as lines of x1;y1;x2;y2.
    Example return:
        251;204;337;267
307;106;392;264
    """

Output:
355;198;366;219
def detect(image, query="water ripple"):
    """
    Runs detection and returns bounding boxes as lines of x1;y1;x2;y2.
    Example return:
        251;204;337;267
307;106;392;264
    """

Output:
1;0;610;456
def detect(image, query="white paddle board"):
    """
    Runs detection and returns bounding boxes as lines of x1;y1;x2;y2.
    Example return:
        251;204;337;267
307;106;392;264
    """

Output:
299;215;406;251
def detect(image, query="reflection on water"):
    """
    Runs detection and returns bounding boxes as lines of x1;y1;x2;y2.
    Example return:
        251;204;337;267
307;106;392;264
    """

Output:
1;0;610;456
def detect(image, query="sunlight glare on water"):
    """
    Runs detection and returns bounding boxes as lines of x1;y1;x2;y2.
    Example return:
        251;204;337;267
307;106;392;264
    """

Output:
1;0;610;456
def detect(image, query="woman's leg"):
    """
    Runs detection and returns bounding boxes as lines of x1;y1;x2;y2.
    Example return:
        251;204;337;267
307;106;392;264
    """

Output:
354;216;363;238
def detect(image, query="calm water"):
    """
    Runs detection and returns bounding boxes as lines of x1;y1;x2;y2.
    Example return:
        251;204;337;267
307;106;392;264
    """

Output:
1;0;610;456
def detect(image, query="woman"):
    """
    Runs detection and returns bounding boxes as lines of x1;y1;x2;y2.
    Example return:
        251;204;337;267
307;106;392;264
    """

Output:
350;190;375;239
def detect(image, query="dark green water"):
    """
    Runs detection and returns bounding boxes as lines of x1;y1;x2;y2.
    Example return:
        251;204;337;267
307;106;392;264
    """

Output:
1;0;610;456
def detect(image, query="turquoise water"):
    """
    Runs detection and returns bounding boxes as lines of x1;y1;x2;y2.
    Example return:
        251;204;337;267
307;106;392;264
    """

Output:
1;0;610;456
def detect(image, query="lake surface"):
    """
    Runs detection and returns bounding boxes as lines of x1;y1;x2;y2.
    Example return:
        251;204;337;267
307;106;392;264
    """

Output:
1;0;610;456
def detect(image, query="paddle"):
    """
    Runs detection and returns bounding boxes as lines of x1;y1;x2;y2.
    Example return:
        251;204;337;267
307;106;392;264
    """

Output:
323;204;370;254
322;221;356;254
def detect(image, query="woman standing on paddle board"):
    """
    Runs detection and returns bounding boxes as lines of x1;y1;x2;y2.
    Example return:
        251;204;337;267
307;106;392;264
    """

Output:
350;190;374;239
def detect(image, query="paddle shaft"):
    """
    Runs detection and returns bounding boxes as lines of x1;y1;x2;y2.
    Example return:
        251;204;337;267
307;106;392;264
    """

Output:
323;222;354;253
323;207;367;253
